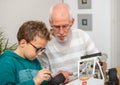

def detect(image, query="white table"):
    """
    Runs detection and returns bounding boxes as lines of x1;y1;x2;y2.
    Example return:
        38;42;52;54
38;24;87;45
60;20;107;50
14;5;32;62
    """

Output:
66;77;104;85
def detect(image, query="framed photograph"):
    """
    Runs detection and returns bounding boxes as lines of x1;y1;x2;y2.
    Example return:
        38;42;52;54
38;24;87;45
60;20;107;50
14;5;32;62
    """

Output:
82;19;88;25
78;0;91;9
77;14;92;31
61;0;64;3
82;0;87;4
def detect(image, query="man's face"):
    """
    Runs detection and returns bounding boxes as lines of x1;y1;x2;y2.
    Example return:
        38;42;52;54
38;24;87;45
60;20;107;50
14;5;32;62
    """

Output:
50;16;72;42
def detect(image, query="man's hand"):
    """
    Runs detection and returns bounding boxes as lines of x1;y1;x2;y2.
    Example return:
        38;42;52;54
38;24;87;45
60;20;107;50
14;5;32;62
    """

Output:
57;70;73;83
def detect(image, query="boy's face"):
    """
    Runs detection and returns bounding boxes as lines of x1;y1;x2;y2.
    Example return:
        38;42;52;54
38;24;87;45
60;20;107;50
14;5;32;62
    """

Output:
21;36;48;60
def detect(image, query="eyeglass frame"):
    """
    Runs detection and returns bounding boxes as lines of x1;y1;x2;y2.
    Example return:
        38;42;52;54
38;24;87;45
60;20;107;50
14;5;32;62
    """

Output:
29;42;46;53
51;23;71;31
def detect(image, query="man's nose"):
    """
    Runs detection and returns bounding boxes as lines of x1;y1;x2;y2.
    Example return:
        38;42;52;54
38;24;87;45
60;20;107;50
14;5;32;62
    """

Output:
59;27;64;34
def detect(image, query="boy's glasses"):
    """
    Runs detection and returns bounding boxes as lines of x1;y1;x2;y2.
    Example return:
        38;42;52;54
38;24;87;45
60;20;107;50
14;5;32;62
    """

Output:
29;42;46;53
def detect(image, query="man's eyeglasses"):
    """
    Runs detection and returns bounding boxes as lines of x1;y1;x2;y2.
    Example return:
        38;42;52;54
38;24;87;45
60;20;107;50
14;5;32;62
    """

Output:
51;24;70;31
29;42;46;53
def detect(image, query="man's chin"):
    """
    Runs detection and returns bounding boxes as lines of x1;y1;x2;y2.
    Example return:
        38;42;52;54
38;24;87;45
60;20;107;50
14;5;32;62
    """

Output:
56;37;67;43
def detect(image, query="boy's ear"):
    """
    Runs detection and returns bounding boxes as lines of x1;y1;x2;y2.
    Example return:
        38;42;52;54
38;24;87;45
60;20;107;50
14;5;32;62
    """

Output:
19;39;27;47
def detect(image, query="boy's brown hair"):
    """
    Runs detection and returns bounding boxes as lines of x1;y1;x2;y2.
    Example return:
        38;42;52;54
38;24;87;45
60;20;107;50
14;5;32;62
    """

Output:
17;21;51;43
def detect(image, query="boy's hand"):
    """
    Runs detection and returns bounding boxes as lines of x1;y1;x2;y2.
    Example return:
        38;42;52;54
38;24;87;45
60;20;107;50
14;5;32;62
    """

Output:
33;69;51;85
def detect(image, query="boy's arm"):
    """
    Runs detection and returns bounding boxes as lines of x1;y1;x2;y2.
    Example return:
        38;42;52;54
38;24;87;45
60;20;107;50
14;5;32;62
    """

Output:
0;60;35;85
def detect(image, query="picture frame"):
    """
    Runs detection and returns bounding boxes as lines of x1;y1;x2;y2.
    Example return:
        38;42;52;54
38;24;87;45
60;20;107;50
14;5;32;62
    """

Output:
77;14;92;31
78;0;91;9
82;0;87;4
82;19;88;25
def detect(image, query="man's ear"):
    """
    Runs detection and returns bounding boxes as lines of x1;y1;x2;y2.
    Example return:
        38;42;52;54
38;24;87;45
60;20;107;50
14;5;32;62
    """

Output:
50;29;54;36
49;20;52;27
71;18;75;26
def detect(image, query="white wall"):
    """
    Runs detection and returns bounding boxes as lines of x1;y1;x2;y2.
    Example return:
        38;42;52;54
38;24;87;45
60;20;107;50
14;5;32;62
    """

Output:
0;0;111;67
0;0;60;44
64;0;111;68
117;0;120;66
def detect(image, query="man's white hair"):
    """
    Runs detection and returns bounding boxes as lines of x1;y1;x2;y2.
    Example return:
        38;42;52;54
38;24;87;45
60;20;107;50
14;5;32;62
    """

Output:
49;2;73;22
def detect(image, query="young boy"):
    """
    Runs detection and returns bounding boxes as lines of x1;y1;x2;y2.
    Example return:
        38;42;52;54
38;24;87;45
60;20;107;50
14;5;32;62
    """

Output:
0;21;51;85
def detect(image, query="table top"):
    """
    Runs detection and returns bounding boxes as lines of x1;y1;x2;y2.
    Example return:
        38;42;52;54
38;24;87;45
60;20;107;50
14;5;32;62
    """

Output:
66;77;104;85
